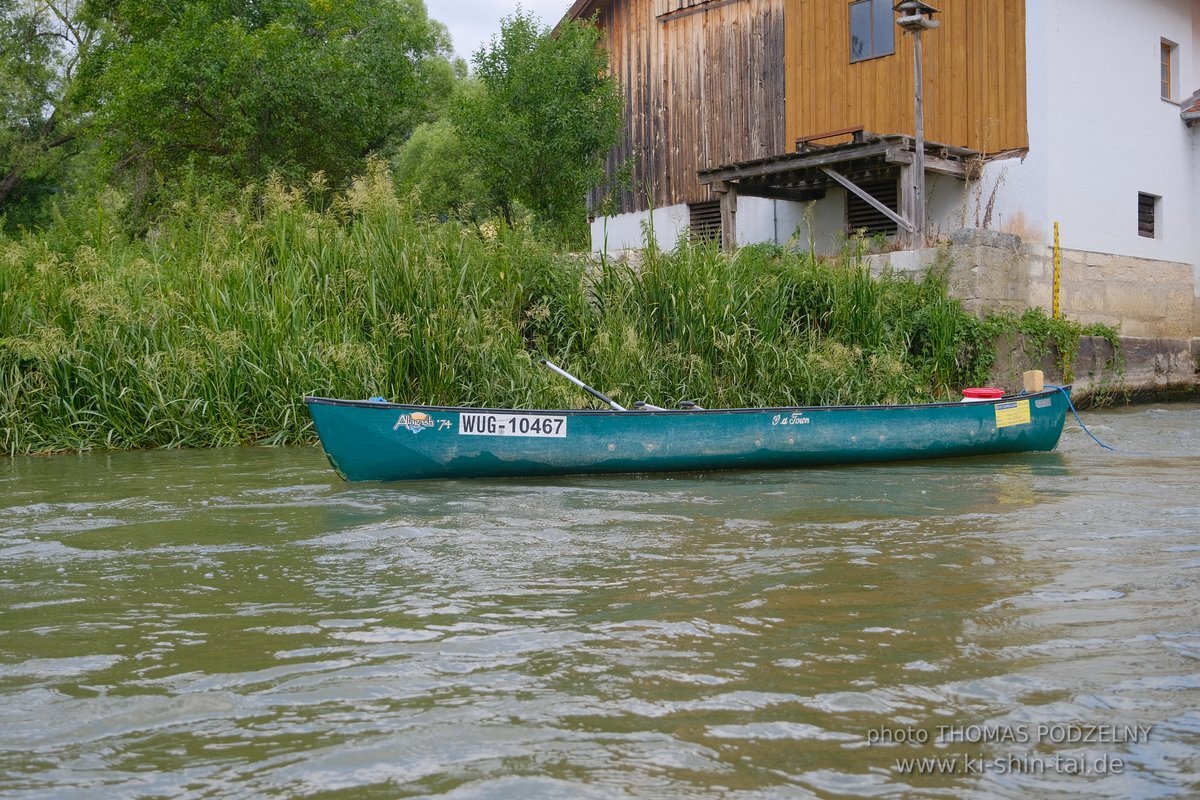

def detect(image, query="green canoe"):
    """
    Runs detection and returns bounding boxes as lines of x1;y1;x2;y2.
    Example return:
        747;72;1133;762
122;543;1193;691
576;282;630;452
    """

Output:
304;388;1069;482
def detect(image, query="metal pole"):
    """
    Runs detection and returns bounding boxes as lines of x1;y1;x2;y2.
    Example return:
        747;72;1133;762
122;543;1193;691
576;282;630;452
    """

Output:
912;27;926;248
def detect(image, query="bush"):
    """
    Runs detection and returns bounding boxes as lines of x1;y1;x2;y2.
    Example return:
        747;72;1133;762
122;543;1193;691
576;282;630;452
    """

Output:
1;165;1006;455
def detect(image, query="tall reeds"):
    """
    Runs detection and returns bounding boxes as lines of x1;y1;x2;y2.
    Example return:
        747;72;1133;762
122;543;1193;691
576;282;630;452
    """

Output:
1;164;995;455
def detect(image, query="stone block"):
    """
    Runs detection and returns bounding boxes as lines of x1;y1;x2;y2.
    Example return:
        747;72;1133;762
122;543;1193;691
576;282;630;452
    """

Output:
948;228;1024;251
1113;338;1195;386
872;234;1197;344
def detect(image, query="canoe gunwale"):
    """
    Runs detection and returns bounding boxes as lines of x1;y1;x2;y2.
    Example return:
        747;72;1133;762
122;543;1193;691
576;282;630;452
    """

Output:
302;387;1070;416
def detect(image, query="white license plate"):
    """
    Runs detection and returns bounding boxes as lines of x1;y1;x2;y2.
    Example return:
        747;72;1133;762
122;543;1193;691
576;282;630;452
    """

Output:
459;413;567;438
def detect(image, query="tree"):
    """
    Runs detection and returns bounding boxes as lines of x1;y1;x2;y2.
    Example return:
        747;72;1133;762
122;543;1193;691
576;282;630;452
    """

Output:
0;0;96;219
85;0;453;205
393;117;490;224
453;10;622;244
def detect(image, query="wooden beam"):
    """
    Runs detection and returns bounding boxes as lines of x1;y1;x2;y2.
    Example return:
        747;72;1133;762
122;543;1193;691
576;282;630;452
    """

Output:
737;185;827;203
821;168;913;233
885;148;969;178
795;125;868;151
699;140;895;185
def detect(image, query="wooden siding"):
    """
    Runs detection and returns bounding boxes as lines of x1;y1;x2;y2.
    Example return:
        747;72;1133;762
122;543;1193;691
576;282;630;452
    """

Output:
590;0;787;213
785;0;1028;154
585;0;1026;215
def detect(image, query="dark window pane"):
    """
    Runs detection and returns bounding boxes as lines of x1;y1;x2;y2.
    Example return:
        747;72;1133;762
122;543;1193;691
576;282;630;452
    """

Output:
872;0;895;56
1137;193;1156;238
850;1;871;62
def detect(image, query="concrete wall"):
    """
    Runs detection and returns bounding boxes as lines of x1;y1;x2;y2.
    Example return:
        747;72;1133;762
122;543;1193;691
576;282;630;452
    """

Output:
590;196;841;253
590;204;691;252
867;229;1199;392
869;229;1196;338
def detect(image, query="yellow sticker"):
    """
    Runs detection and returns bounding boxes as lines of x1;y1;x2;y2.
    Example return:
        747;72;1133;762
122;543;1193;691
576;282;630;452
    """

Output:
995;399;1031;428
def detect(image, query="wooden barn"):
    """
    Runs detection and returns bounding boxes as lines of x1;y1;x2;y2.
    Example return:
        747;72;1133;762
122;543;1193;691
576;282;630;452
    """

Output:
563;0;1032;251
562;0;1200;389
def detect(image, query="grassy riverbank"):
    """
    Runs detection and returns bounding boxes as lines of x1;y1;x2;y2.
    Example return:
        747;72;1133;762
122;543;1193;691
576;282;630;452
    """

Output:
3;165;1003;455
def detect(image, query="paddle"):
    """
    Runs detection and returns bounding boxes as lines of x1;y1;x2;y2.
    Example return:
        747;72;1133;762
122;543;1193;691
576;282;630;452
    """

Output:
539;359;627;411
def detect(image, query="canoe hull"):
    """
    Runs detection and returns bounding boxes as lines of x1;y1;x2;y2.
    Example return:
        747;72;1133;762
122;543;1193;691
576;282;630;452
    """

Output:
304;390;1070;482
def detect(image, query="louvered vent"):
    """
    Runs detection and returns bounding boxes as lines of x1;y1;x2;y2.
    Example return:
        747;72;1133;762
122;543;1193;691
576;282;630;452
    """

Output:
846;179;899;236
689;201;722;245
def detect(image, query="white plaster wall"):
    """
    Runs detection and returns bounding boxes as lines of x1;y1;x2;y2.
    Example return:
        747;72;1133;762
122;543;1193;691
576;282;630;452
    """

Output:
926;172;973;240
734;197;831;249
1194;0;1200;80
772;198;809;247
590;204;690;252
733;197;778;246
984;0;1197;267
1194;126;1200;323
590;197;839;252
787;189;850;254
1193;0;1200;325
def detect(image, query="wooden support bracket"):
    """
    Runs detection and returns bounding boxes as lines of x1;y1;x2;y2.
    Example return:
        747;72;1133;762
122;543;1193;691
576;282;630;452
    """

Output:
821;168;913;233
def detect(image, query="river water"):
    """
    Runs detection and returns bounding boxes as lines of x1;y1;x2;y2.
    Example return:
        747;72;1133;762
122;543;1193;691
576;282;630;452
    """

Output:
1;404;1198;799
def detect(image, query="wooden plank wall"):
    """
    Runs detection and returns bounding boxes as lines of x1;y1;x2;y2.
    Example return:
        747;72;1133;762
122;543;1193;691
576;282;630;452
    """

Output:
784;0;1028;154
590;0;787;214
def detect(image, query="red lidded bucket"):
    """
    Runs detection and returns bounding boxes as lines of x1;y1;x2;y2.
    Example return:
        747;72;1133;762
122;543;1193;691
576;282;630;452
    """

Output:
961;387;1005;402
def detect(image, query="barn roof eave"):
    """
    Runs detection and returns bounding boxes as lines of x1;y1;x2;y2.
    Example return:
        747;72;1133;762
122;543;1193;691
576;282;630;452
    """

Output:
561;0;613;26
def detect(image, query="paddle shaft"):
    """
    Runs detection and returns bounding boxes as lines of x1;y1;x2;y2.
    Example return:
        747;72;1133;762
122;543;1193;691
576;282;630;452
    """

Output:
540;360;627;411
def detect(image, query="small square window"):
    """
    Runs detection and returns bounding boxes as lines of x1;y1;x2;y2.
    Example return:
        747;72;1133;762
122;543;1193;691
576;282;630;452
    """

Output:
1137;193;1158;239
850;0;895;63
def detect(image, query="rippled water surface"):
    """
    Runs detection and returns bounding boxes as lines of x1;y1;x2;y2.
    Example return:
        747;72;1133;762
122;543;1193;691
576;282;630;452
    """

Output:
2;404;1199;799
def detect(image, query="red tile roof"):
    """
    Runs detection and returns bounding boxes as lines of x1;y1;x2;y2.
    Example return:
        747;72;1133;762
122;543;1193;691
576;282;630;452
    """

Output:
1185;92;1200;126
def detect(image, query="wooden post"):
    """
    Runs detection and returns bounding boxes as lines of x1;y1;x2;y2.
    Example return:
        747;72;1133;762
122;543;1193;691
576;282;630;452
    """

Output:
911;26;927;248
1053;221;1062;319
714;181;738;251
897;162;916;250
896;3;939;248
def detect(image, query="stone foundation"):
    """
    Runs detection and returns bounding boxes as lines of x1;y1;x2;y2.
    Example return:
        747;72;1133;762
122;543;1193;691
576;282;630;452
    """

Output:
867;229;1200;398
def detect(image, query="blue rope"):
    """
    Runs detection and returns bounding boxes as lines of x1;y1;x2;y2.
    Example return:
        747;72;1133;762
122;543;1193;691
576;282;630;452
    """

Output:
1045;383;1116;451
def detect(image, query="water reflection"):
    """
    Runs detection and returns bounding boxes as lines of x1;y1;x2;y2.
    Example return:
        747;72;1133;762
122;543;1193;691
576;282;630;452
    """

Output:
1;405;1198;798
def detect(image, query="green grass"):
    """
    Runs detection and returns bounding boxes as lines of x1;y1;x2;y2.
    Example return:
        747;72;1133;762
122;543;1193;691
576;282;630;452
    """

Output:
2;163;1009;455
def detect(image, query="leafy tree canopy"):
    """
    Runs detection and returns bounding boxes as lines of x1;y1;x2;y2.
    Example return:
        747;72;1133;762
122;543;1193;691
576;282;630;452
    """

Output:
85;0;452;202
452;10;622;244
393;116;491;224
0;1;95;222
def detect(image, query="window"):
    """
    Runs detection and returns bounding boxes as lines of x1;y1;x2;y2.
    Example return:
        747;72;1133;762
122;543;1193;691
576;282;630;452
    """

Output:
850;0;895;63
1161;39;1179;101
1137;192;1158;239
689;201;722;245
